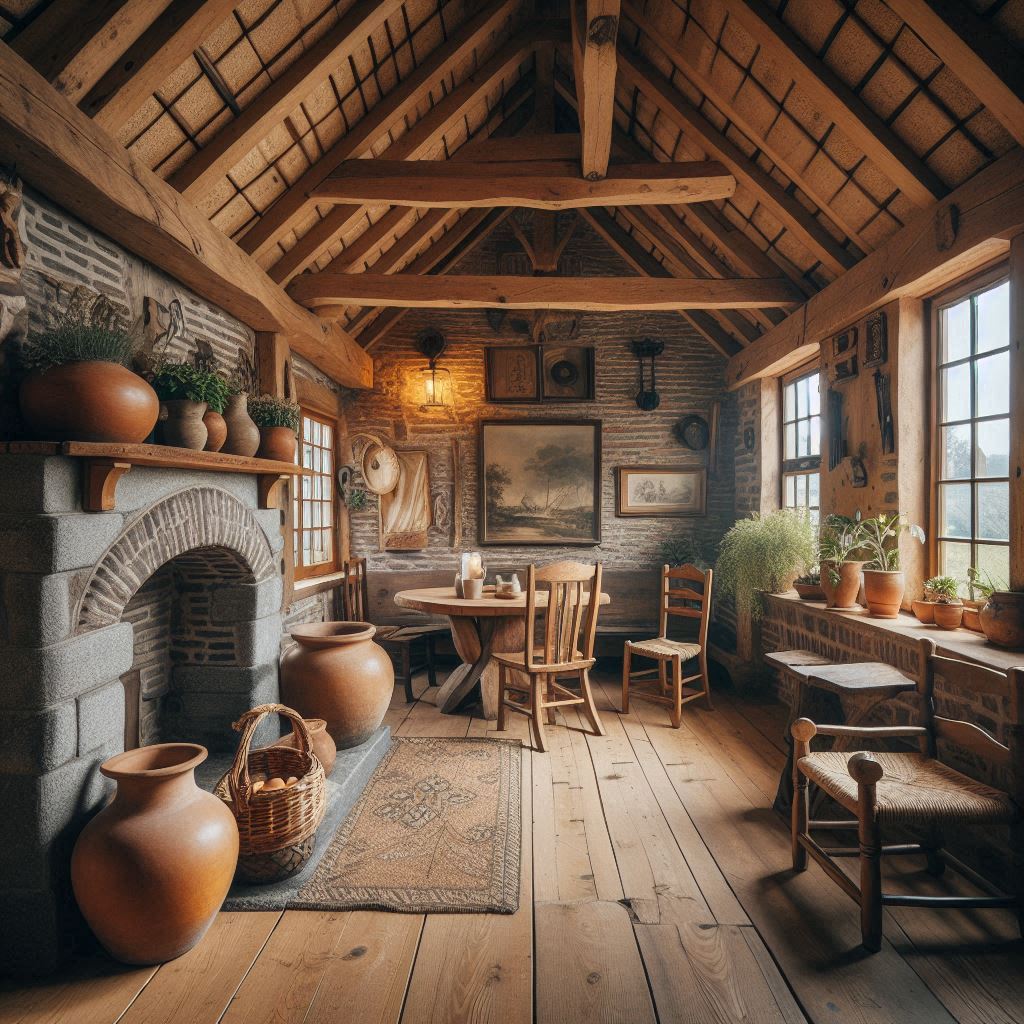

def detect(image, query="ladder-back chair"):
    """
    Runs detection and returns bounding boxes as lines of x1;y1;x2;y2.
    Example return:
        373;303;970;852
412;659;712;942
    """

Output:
495;561;605;753
342;558;447;702
621;564;713;728
792;635;1023;951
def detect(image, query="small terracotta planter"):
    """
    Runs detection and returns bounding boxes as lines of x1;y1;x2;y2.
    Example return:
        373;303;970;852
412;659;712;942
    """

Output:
222;393;260;457
911;599;936;624
203;410;227;452
962;600;984;633
258;425;297;463
794;582;825;601
161;399;208;450
979;591;1024;649
862;569;905;619
820;561;865;609
932;602;964;630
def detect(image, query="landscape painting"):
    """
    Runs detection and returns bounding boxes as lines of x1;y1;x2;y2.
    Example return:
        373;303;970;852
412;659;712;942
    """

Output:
616;466;706;517
480;420;601;545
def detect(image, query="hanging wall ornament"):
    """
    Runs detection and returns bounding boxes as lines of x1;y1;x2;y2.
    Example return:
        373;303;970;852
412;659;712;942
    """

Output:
672;414;710;451
632;338;664;411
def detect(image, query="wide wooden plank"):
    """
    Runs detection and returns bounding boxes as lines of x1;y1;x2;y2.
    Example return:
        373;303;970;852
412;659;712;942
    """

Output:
290;274;803;311
536;901;655;1024
725;146;1024;387
119;912;279;1024
570;1;621;180
0;42;372;390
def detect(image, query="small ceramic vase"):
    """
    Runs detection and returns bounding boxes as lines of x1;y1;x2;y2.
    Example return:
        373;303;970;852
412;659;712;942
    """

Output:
161;399;208;450
203;410;228;452
258;425;297;463
222;393;260;457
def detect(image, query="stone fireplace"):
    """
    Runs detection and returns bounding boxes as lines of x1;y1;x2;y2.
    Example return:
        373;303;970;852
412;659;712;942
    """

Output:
0;456;286;973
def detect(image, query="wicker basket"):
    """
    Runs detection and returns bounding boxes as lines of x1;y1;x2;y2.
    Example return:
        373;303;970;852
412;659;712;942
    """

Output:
215;703;327;884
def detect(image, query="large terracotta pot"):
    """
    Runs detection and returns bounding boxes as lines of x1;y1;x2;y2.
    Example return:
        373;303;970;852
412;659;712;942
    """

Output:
258;425;297;463
161;399;208;450
281;622;394;749
203;410;227;452
862;569;905;619
275;717;337;775
980;591;1024;649
820;560;865;609
71;743;238;965
222;393;260;457
19;361;159;443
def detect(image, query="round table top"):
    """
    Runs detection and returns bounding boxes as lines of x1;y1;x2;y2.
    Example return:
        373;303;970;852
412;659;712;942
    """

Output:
394;586;611;618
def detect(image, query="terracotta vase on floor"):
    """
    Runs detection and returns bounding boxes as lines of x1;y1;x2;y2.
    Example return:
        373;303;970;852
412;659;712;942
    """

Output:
203;410;228;452
258;425;296;463
275;717;337;775
862;569;905;619
19;361;159;442
161;399;208;450
820;561;865;609
281;623;394;749
222;393;260;457
71;743;238;965
980;591;1024;649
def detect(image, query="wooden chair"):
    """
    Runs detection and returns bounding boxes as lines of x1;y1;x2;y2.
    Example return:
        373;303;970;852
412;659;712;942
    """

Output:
792;636;1023;952
341;557;447;703
621;564;713;728
495;560;605;753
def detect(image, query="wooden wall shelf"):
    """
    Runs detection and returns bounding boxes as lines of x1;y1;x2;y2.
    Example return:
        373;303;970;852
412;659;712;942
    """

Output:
3;441;310;512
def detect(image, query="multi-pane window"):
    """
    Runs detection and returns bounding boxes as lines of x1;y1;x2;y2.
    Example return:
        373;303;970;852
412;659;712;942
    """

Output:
294;410;338;580
781;369;821;522
934;276;1010;591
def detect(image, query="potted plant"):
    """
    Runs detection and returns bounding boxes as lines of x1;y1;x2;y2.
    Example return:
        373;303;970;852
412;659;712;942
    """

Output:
818;513;868;609
201;373;231;453
964;567;998;633
222;382;260;457
932;595;964;630
150;362;225;451
794;569;825;601
18;316;159;442
858;513;926;618
973;570;1024;649
249;394;300;462
914;575;959;624
715;509;817;621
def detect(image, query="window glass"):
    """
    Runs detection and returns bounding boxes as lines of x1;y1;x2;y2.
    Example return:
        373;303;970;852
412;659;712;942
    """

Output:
781;369;821;523
293;410;338;579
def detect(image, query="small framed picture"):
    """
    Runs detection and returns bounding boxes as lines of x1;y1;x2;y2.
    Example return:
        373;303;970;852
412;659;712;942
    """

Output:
616;466;707;517
542;345;594;401
863;311;888;366
485;346;541;403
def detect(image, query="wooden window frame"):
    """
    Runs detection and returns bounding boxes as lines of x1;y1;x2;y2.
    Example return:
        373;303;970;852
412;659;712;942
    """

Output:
927;263;1011;587
294;407;340;582
779;363;822;518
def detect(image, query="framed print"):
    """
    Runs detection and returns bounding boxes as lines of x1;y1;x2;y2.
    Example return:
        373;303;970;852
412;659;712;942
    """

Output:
379;449;431;551
616;466;706;517
542;345;595;401
485;346;541;403
479;419;601;545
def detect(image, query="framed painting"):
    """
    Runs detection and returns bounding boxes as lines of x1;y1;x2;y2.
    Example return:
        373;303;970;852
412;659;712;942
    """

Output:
541;345;595;401
485;346;541;403
616;466;706;517
479;419;601;545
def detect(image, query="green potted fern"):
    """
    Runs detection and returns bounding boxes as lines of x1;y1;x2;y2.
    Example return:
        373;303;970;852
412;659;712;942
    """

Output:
150;362;226;451
913;574;959;624
249;395;300;463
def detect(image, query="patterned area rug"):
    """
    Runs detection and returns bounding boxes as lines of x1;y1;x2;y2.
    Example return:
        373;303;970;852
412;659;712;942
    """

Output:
293;737;522;914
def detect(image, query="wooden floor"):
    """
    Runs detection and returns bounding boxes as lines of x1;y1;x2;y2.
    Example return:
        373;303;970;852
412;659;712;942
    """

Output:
3;668;1022;1024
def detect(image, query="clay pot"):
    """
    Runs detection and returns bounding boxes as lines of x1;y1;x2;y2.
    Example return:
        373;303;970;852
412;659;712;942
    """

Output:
258;425;297;463
793;582;825;601
281;622;394;750
222;393;260;457
862;569;905;619
980;591;1024;649
820;561;865;609
161;399;208;450
19;361;159;443
203;410;227;452
962;600;984;633
932;602;964;630
71;743;238;965
276;717;337;775
911;599;936;624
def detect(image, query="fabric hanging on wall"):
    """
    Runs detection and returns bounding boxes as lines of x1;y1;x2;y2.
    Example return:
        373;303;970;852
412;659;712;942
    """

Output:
379;449;432;550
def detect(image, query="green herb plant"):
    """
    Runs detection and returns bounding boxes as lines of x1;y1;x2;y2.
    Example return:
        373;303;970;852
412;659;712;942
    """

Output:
151;362;230;410
22;318;137;373
858;513;925;571
967;566;1005;602
249;394;301;432
818;512;868;586
923;575;960;600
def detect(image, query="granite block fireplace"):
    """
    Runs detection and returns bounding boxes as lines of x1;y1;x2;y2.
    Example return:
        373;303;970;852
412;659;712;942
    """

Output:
0;455;287;973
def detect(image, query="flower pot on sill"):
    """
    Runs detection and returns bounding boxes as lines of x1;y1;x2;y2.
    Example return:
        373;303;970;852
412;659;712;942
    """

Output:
932;602;964;630
979;591;1024;649
820;561;865;609
258;425;296;463
962;599;984;633
911;599;936;624
794;582;825;601
160;399;208;450
862;569;905;619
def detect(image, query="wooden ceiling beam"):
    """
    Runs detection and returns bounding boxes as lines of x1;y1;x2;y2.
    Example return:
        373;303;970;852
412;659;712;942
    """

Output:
10;0;170;104
580;207;743;357
81;0;240;132
0;42;371;389
725;146;1024;388
571;0;621;179
704;0;947;206
266;33;540;284
617;43;856;276
238;0;518;261
310;158;735;209
458;132;581;162
168;0;407;201
289;273;803;311
884;0;1024;148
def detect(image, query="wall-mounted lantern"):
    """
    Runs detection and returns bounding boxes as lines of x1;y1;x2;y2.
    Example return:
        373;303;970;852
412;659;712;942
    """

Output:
632;338;664;411
415;328;452;410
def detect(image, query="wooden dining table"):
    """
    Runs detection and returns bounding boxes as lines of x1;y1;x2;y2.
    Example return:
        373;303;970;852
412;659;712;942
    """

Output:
393;586;610;719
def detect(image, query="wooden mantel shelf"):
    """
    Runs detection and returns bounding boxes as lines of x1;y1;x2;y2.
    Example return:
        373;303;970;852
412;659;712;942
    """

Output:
3;441;310;512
